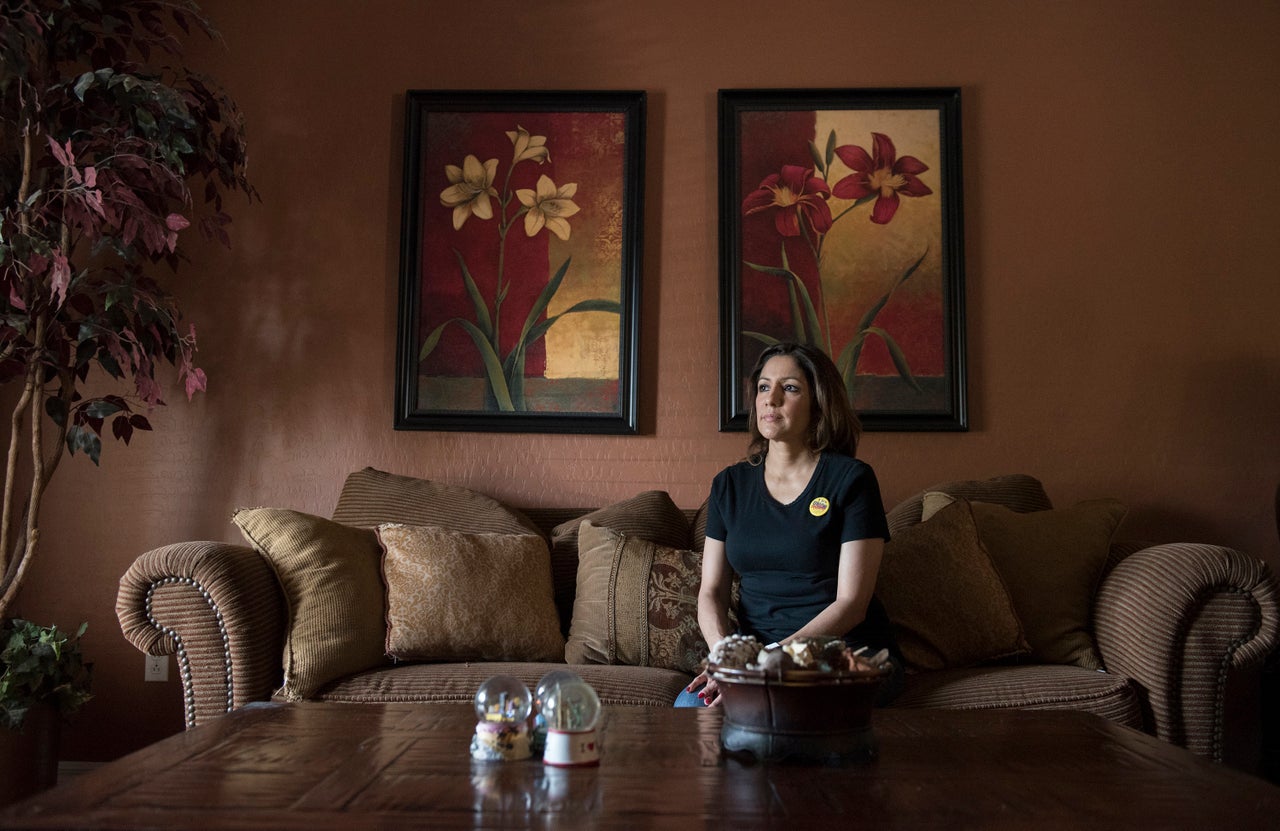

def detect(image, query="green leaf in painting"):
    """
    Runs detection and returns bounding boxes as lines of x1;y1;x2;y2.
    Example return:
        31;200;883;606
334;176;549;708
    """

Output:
521;298;620;347
452;249;494;342
745;330;781;347
855;246;928;334
515;256;573;348
864;326;921;391
743;260;792;277
453;319;515;411
418;319;449;362
808;140;825;175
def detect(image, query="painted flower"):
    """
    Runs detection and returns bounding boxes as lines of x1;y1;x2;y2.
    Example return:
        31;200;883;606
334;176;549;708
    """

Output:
742;164;833;238
440;154;499;229
516;174;580;241
831;133;932;225
507;125;550;164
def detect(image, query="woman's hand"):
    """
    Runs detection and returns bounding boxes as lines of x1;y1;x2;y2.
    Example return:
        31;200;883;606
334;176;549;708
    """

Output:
685;670;723;707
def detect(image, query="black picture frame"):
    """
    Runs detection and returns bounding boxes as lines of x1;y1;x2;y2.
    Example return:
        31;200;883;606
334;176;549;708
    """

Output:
718;88;967;432
396;90;645;434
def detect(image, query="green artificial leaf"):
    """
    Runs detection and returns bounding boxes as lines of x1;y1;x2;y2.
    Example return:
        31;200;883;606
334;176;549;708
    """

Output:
112;414;133;444
0;620;92;731
96;347;124;379
65;425;102;465
134;106;157;134
824;129;837;172
73;71;95;101
44;396;68;427
83;399;124;419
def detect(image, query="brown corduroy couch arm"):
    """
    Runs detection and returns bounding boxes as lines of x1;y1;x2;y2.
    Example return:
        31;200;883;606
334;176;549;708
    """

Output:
1093;542;1280;761
116;541;286;729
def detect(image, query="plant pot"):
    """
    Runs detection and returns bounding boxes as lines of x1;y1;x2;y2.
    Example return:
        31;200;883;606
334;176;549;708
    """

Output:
0;702;60;806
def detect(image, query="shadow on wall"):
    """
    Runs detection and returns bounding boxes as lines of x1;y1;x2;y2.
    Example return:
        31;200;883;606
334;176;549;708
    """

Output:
1104;353;1280;564
1185;355;1280;555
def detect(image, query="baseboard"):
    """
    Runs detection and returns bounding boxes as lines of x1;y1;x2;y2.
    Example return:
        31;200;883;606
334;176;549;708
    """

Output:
57;761;103;782
1263;655;1280;785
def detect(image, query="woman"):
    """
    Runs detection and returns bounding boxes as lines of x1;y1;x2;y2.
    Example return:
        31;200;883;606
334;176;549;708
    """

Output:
676;342;902;707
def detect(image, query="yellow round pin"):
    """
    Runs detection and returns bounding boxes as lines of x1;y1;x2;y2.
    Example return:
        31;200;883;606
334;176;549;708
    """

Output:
809;497;830;517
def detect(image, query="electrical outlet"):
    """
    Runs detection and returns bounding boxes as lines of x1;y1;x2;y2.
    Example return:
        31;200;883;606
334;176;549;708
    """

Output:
144;654;169;682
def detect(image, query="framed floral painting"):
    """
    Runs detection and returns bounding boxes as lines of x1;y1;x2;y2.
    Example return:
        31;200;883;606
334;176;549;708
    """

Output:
396;90;645;433
718;88;967;432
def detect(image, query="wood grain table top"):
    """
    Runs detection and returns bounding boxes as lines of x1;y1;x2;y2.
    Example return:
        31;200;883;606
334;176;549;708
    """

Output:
3;701;1278;829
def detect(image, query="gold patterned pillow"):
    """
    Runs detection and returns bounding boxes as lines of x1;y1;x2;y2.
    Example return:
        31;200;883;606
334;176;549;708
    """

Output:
566;520;705;674
378;524;564;662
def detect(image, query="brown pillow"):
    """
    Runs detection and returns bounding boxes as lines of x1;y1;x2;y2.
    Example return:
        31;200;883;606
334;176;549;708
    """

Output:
566;520;706;673
551;490;692;555
549;490;693;632
877;500;1031;671
332;467;540;536
691;497;709;553
887;474;1053;536
922;493;1127;669
232;508;386;701
378;524;564;662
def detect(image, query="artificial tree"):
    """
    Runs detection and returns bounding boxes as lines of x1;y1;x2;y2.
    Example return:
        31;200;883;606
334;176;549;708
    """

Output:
0;0;256;618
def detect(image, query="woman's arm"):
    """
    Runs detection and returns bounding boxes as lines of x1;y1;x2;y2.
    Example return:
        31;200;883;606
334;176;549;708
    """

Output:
686;536;735;704
697;536;735;647
782;537;884;643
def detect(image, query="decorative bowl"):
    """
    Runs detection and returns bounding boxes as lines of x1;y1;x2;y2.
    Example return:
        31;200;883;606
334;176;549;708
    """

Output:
709;663;890;765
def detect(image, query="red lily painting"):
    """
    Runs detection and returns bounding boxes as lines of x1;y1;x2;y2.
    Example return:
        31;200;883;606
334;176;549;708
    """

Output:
721;89;966;432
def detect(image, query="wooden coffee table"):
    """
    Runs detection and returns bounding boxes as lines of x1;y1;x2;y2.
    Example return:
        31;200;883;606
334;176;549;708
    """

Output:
3;701;1278;828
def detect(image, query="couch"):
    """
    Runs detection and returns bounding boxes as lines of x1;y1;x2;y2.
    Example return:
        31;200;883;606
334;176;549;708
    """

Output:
116;467;1280;764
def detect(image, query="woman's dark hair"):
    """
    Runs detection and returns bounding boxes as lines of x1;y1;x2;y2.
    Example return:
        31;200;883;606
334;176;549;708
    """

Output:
746;342;861;464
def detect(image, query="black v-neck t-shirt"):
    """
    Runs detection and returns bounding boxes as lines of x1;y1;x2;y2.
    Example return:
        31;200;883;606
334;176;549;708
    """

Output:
704;454;895;650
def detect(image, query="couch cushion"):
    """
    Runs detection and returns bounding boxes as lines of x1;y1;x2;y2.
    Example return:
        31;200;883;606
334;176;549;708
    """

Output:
893;664;1144;730
877;499;1031;671
311;661;692;707
378;524;564;663
691;497;709;553
923;494;1127;670
565;521;705;673
549;491;693;634
232;507;386;700
332;467;540;536
887;474;1053;536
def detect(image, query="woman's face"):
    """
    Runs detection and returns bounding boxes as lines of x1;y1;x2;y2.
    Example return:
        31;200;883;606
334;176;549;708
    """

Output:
754;354;813;446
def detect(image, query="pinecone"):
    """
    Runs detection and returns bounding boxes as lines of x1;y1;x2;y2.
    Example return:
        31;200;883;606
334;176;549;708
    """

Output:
782;636;847;670
707;634;763;669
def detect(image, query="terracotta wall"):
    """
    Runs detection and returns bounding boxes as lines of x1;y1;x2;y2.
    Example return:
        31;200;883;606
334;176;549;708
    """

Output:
14;0;1279;761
